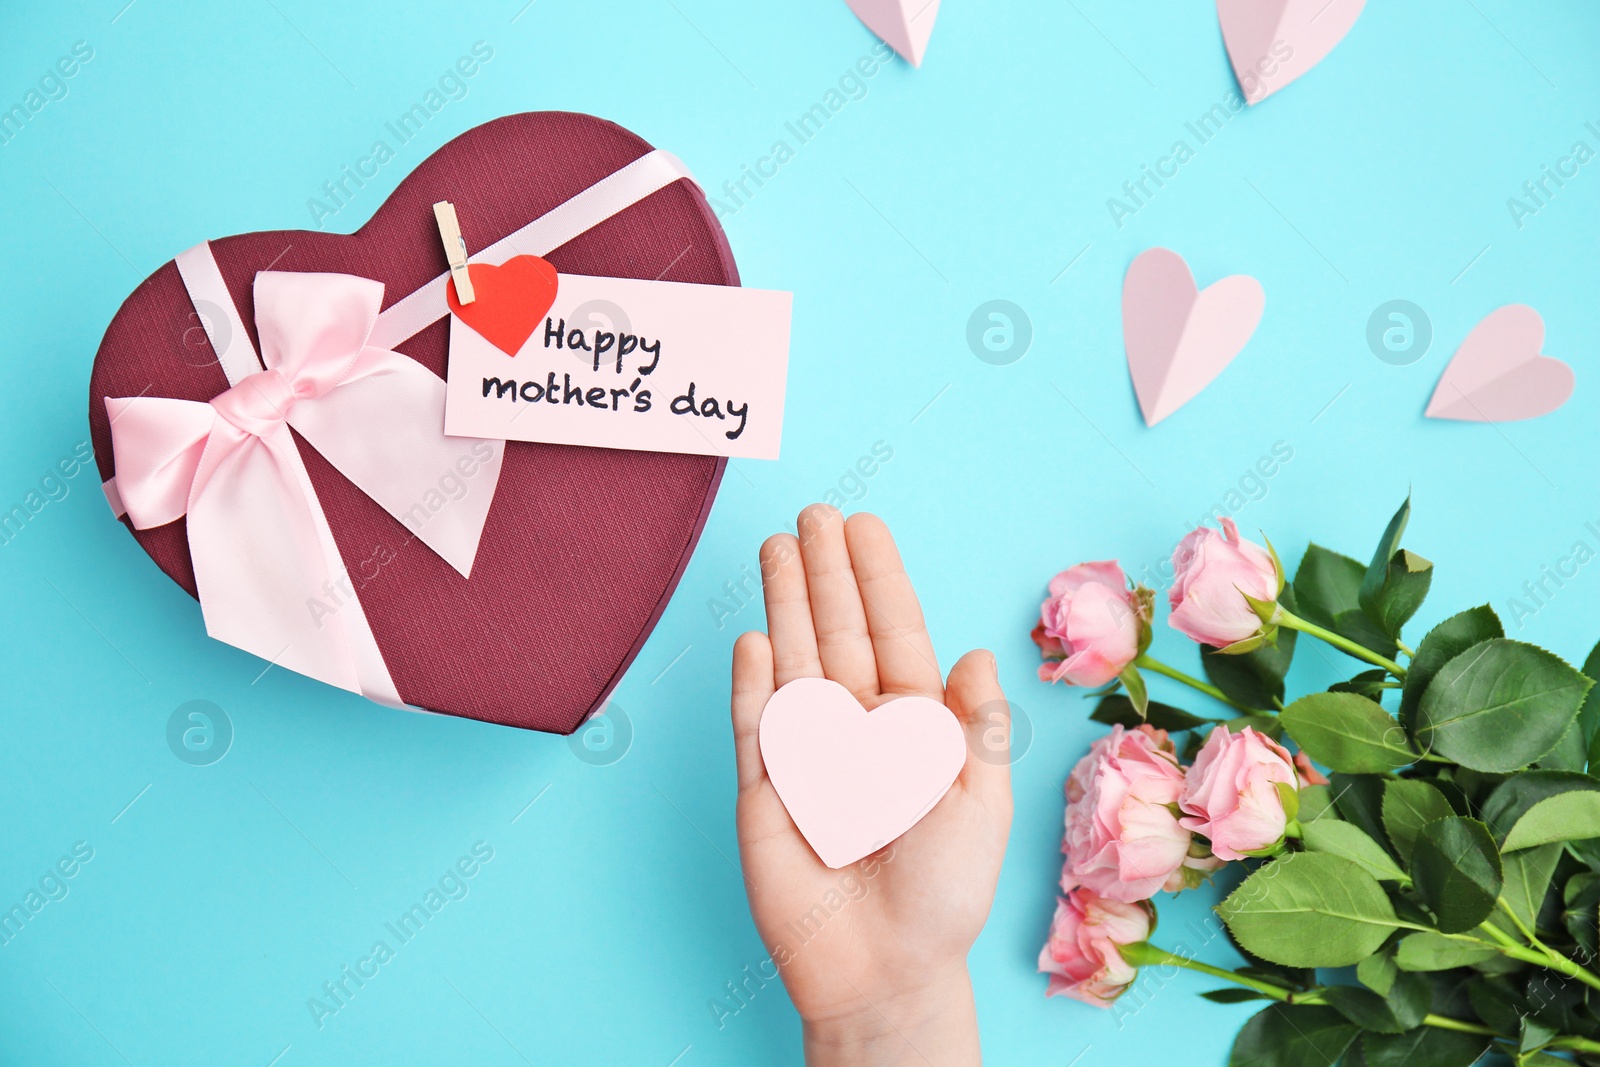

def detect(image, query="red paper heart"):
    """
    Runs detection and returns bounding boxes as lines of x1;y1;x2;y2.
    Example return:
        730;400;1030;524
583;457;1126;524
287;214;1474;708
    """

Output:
446;255;559;356
88;113;737;734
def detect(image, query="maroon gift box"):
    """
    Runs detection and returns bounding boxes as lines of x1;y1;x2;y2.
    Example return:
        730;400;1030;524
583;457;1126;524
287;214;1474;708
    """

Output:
88;112;737;734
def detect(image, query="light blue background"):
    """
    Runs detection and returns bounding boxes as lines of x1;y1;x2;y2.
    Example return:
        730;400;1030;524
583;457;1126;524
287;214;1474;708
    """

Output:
2;1;1597;1063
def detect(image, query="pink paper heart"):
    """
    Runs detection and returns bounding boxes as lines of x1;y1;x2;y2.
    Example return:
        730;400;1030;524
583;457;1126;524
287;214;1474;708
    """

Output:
759;677;965;869
1426;305;1574;422
844;0;940;68
1216;0;1366;104
1122;247;1265;427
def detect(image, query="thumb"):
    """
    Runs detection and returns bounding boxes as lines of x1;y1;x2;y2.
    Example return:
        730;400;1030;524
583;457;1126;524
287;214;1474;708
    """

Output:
945;649;1013;800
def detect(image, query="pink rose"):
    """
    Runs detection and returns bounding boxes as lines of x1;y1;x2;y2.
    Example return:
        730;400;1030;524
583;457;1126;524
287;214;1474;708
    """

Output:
1179;726;1299;860
1168;518;1278;648
1060;725;1194;902
1034;561;1145;687
1038;887;1153;1007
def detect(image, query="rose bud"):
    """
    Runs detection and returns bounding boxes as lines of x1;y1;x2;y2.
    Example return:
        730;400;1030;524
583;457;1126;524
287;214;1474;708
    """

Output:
1060;725;1203;902
1178;725;1300;860
1033;561;1151;688
1168;518;1281;650
1038;887;1154;1007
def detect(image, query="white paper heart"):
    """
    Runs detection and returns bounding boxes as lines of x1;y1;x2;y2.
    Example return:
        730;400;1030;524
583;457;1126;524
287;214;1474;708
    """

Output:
759;677;966;869
1123;247;1265;427
1425;304;1574;422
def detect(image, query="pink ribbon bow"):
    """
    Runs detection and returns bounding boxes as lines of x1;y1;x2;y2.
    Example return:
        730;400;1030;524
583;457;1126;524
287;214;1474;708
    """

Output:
106;270;502;701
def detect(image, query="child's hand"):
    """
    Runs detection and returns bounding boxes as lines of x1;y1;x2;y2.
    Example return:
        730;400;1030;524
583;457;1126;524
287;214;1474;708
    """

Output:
730;506;1013;1066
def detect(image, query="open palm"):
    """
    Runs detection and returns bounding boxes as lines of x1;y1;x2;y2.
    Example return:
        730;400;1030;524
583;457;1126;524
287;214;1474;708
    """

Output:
730;506;1012;1065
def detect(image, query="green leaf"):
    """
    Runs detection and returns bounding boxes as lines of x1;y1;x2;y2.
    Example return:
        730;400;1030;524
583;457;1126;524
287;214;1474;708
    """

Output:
1568;835;1600;872
1411;817;1502;933
1322;970;1430;1033
1504;790;1600;851
1330;669;1395;700
1562;872;1600;957
1300;820;1408;882
1359;496;1412;620
1361;1026;1492;1067
1297;784;1339;825
1279;692;1415;773
1451;768;1511;809
1293;544;1399;657
1356;943;1398;995
1226;714;1284;738
1398;606;1503;729
1480;770;1600;844
1229;1004;1359;1067
1381;779;1456;861
1496;843;1561;937
1200;987;1270;1004
1369;550;1434;638
1413;639;1593;772
1294;543;1366;630
1523;973;1600;1043
1333;609;1402;658
1393;930;1497;970
1217;853;1401;967
1118;663;1148;718
1542;716;1591;771
1521;1014;1559;1055
1357;497;1434;637
1331;773;1395;856
1582;638;1600;760
1467;975;1525;1033
1090;695;1216;732
1202;645;1292;709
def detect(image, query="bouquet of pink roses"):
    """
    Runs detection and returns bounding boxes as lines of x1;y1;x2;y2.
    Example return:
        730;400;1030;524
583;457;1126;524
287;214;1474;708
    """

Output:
1035;499;1600;1067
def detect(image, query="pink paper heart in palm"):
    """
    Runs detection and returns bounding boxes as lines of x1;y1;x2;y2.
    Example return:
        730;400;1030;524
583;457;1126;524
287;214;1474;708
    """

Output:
1123;247;1265;427
1216;0;1366;104
759;677;965;869
844;0;939;67
1425;305;1574;422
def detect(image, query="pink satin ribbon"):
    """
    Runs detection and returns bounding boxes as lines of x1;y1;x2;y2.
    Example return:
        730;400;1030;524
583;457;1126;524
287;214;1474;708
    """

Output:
106;270;502;701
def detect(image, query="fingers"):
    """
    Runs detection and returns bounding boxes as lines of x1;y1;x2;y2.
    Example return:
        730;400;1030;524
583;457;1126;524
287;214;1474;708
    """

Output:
944;649;1014;806
796;504;880;704
730;630;776;793
844;512;943;699
760;533;822;687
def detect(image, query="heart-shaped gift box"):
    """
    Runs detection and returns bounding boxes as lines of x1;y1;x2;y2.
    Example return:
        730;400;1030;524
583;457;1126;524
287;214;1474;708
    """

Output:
88;112;737;734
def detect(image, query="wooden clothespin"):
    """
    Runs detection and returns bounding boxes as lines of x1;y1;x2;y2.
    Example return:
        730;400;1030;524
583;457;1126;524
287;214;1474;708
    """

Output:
433;200;475;304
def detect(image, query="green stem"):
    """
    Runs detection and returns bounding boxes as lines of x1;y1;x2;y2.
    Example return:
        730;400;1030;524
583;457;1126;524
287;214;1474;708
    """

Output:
1121;943;1306;1001
1417;1013;1496;1037
1552;1034;1600;1054
1124;943;1523;1044
1477;919;1527;952
1395;638;1417;658
1134;654;1261;715
1275;607;1407;678
1477;920;1600;993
